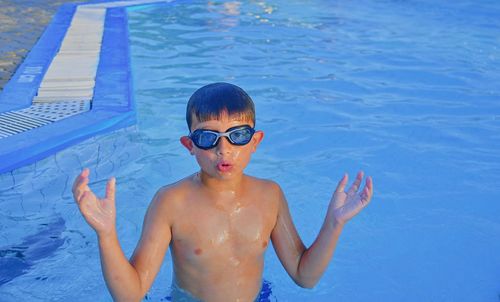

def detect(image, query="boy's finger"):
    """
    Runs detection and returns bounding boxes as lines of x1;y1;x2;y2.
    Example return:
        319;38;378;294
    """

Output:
360;187;370;205
74;176;90;203
105;177;116;201
335;174;348;193
367;176;374;195
347;171;364;194
72;168;90;193
361;176;374;205
72;172;84;193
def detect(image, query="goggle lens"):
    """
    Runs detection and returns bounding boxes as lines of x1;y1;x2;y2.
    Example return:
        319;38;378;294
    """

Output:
196;132;218;147
229;127;253;144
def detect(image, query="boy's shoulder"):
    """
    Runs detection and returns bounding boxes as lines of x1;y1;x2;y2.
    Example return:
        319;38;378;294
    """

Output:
144;175;197;222
244;174;282;194
153;174;195;203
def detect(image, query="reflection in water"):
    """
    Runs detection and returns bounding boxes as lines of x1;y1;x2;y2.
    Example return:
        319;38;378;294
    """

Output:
207;1;242;28
206;1;275;29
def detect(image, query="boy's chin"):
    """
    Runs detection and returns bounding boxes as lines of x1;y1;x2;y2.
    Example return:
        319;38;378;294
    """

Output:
215;170;239;179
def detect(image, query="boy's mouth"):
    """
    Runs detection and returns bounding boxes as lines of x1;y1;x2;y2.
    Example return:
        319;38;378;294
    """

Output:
217;161;233;172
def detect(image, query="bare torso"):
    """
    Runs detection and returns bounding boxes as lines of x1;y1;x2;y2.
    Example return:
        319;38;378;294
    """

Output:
161;173;279;302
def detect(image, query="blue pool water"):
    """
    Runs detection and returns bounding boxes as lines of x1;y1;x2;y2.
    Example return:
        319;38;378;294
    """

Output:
1;0;500;301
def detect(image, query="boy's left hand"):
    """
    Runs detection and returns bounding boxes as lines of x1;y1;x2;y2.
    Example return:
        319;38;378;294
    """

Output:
328;171;373;227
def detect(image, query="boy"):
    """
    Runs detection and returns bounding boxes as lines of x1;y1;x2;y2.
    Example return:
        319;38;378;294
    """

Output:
72;82;373;302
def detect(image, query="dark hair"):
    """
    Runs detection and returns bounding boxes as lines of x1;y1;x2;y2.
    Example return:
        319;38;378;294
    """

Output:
186;82;255;131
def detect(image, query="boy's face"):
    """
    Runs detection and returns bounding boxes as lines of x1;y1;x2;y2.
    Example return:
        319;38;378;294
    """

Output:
180;112;264;180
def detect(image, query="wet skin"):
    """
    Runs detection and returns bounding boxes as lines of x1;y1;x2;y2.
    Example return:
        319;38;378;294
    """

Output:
159;173;279;301
72;112;374;302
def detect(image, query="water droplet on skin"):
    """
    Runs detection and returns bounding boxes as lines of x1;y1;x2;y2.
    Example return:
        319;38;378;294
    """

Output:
230;257;240;266
215;230;229;244
231;204;242;216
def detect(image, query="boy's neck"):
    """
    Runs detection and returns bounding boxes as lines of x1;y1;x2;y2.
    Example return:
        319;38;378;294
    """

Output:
197;171;245;194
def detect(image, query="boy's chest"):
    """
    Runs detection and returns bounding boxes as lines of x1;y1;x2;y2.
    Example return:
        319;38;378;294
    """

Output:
171;198;275;259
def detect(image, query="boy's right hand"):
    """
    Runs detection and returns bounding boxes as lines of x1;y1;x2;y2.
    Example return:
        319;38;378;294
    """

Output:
72;168;117;237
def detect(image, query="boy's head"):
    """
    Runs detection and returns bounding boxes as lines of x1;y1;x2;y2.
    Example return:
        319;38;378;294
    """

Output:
186;82;255;131
181;83;264;178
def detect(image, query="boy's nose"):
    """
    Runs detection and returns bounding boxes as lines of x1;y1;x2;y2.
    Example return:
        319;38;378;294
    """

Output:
216;136;233;154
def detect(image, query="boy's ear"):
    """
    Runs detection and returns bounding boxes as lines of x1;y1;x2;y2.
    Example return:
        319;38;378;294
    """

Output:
251;130;264;152
180;136;195;155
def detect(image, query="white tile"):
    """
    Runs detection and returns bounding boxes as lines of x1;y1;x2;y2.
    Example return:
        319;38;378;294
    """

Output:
37;87;94;96
33;94;92;103
40;80;95;89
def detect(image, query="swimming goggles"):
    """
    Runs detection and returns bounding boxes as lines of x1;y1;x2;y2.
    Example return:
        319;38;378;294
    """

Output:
189;125;255;150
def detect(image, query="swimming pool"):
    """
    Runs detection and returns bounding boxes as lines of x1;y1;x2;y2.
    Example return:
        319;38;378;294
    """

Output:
1;0;499;301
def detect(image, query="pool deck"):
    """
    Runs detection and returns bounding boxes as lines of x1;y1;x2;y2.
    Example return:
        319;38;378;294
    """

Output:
0;0;174;174
0;1;88;91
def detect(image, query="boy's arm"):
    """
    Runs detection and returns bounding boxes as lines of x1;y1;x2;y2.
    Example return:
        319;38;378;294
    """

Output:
270;172;373;288
99;191;171;302
73;169;171;301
